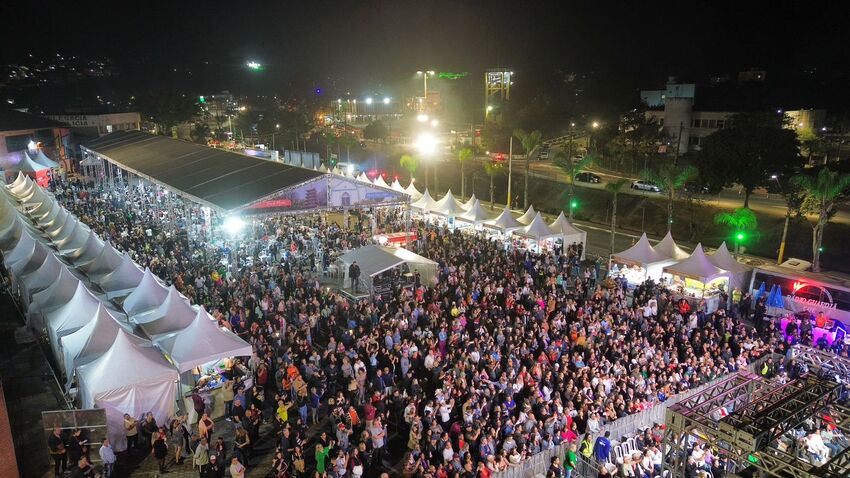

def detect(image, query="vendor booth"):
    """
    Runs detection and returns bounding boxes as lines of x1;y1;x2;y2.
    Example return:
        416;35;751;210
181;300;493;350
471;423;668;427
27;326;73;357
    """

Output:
404;181;423;201
131;285;198;337
484;206;524;236
517;205;537;225
549;212;587;259
609;233;675;285
411;189;437;212
461;194;478;211
60;304;137;390
457;199;492;228
514;212;564;252
76;330;179;452
92;252;145;298
337;245;438;298
121;268;170;317
708;242;752;293
431;190;466;227
662;243;730;313
653;231;690;261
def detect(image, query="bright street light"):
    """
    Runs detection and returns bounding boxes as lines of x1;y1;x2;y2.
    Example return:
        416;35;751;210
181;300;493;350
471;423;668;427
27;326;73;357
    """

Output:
223;216;246;236
415;133;439;155
430;119;439;127
417;114;429;123
246;61;262;70
383;97;391;104
486;105;493;112
365;97;373;105
346;164;354;174
592;121;600;129
771;174;778;179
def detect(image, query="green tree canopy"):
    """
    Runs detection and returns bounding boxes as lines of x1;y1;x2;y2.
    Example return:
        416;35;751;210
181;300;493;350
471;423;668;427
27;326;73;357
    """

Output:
792;167;850;271
363;121;389;142
137;89;199;136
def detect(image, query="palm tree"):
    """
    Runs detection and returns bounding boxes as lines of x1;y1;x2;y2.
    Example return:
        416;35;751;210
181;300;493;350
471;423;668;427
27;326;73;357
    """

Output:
605;179;630;256
457;147;473;198
483;161;503;209
553;153;594;220
399;155;420;184
791;168;850;272
513;129;542;209
191;122;211;144
714;208;758;255
641;163;698;233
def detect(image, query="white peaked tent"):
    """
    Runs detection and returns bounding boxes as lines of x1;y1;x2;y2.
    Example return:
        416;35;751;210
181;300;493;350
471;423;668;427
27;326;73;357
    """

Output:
331;166;342;176
27;150;61;169
708;242;752;291
432;190;466;216
121;268;169;317
18;251;63;300
549;212;587;256
5;229;44;272
26;195;56;219
154;307;252;373
95;252;145;297
373;175;390;189
43;211;73;237
36;201;65;227
9;238;50;280
411;189;437;211
64;232;104;263
517;212;563;242
663;243;729;284
485;206;524;233
7;174;36;197
77;330;178;452
60;304;135;389
390;179;405;193
9;171;27;188
133;285;198;337
610;233;674;283
653;231;690;261
16;180;50;205
318;164;328;173
78;242;123;276
458;199;492;225
0;215;38;251
517;206;537;225
462;194;478;211
404;182;423;201
30;265;83;317
46;284;108;363
357;172;371;183
54;220;92;252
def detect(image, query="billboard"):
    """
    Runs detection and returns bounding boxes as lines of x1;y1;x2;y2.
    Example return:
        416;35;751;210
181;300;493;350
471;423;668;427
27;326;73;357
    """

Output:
243;176;408;215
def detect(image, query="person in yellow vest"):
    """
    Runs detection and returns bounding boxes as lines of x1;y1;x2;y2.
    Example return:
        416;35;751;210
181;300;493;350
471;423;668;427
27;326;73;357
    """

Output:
731;288;742;317
580;433;593;459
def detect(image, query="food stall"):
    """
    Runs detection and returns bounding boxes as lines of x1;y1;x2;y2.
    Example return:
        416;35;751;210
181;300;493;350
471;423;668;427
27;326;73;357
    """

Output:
456;198;492;231
662;244;729;313
549;212;587;259
653;231;690;261
708;242;752;294
610;233;676;285
512;212;564;253
374;231;418;247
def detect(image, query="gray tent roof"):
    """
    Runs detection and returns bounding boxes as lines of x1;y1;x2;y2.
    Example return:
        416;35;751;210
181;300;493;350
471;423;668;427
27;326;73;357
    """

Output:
338;244;438;278
82;131;325;212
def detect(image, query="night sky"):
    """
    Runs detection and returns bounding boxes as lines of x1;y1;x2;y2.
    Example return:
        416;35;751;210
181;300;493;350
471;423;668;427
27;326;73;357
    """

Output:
4;0;850;99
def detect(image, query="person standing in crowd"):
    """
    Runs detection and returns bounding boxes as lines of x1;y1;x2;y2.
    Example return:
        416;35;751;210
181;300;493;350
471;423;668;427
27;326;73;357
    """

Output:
47;427;67;478
194;437;210;477
123;413;139;451
152;427;169;473
230;457;246;478
348;261;361;292
99;438;116;478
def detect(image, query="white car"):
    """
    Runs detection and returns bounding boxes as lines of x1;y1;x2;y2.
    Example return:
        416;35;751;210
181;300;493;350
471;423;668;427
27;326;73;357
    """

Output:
631;180;662;192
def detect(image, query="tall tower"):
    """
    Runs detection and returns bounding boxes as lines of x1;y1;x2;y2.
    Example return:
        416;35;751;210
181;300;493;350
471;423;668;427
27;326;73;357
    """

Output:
484;68;513;121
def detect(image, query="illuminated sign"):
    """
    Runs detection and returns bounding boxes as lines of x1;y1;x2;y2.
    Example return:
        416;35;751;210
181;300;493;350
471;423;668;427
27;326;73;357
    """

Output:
438;72;469;80
788;281;837;309
248;198;292;209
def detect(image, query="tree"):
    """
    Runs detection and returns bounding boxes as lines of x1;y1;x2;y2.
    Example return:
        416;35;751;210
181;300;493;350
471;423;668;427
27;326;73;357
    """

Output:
363;121;389;143
602;109;666;174
771;174;805;264
697;112;803;207
791;168;850;272
483;161;504;209
714;208;758;255
338;133;359;162
399;155;420;183
513;129;542;209
641;163;698;232
137;89;199;137
553;153;594;220
190;122;211;144
457;147;473;198
605;178;630;256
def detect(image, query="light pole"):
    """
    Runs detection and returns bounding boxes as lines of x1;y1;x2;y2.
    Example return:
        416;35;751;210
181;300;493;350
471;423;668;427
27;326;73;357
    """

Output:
416;70;435;112
772;174;790;264
415;133;438;189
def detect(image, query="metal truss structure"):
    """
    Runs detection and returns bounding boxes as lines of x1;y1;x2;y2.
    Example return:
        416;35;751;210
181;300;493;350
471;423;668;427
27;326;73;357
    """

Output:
484;68;512;121
662;352;850;478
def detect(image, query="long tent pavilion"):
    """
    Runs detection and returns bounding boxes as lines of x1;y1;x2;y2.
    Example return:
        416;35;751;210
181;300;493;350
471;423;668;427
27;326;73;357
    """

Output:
81;131;410;222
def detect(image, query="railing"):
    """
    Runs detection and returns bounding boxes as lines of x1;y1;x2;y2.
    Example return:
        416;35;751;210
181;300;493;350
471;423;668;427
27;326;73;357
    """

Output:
494;354;779;478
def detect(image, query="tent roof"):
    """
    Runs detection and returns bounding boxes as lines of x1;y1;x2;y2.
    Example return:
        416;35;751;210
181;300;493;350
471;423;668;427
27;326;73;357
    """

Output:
1;150;51;173
432;190;465;216
95;252;144;293
390;179;405;193
9;171;27;187
485;206;524;231
664;243;729;282
8;234;50;277
82;131;326;213
708;242;751;274
133;285;197;337
20;249;63;292
28;150;61;169
458;199;491;223
77;329;177;398
78;241;123;276
63;231;104;263
26;195;56;219
373;175;390;189
154;307;252;373
461;194;478;210
612;233;669;265
61;304;129;365
549;212;585;237
653;232;690;260
45;281;103;336
411;189;437;211
517;212;562;241
54;219;92;251
517;206;537;225
356;172;371;183
32;264;82;311
338;244;438;278
404;182;423;201
121;268;170;316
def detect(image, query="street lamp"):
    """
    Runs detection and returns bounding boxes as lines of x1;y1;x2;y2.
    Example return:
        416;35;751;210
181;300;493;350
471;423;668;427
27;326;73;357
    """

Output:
246;61;262;70
417;114;429;123
592;121;600;129
415;133;438;156
416;70;435;110
383;97;391;105
365;97;373;105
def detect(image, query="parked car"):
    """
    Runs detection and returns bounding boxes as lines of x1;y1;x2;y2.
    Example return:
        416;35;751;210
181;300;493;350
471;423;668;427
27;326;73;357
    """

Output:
574;172;601;183
537;145;550;160
631;180;662;192
683;181;711;194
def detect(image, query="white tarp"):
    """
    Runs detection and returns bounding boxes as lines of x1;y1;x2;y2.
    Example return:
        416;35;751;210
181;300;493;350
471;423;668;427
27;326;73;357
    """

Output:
78;242;124;277
663;243;729;283
94;252;145;297
60;304;137;390
46;283;107;363
18;251;63;301
121;268;170;317
485;206;524;233
64;232;104;264
517;206;537;225
411;189;437;212
517;212;563;241
132;285;197;337
653;232;690;261
432;190;466;217
154;306;252;373
77;329;178;452
457;199;492;225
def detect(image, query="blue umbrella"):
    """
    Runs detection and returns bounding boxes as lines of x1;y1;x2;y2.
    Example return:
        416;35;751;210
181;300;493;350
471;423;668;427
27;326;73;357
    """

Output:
755;281;766;299
766;284;777;305
770;284;784;308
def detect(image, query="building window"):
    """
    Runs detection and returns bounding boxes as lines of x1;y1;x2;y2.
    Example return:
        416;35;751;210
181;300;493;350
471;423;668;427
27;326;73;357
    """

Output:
717;120;725;129
708;119;717;129
692;119;699;128
688;136;701;147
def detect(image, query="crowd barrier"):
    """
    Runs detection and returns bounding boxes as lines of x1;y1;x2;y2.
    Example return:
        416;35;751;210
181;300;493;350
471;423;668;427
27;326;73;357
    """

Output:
494;354;779;478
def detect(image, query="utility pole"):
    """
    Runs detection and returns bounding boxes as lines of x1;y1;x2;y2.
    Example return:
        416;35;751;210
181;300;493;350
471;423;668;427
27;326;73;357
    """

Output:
673;121;684;167
507;136;513;209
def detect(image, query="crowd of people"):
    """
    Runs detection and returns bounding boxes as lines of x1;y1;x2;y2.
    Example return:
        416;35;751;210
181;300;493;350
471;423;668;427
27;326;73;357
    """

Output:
42;176;795;478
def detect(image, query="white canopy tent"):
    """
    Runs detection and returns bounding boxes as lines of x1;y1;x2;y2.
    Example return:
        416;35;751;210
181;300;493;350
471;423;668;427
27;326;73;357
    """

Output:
4;229;47;273
77;330;178;452
154;306;252;373
432;190;466;217
337;245;439;293
54;220;93;252
515;212;563;242
356;172;371;183
29;265;83;318
46;284;115;364
132;285;198;337
36;201;67;228
411;189;437;212
373;175;390;189
663;244;730;306
78;242;123;276
610;233;676;284
457;199;492;225
63;232;105;264
18;251;64;301
517;205;537;225
484;206;524;234
60;304;139;390
7;175;38;198
653;231;690;261
549;212;587;258
390;179;406;194
94;252;145;298
8;238;51;283
461;194;478;211
404;182;423;201
16;181;51;206
663;244;728;283
121;268;170;317
708;242;752;292
27;150;61;169
26;195;57;220
44;212;74;238
8;171;27;188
